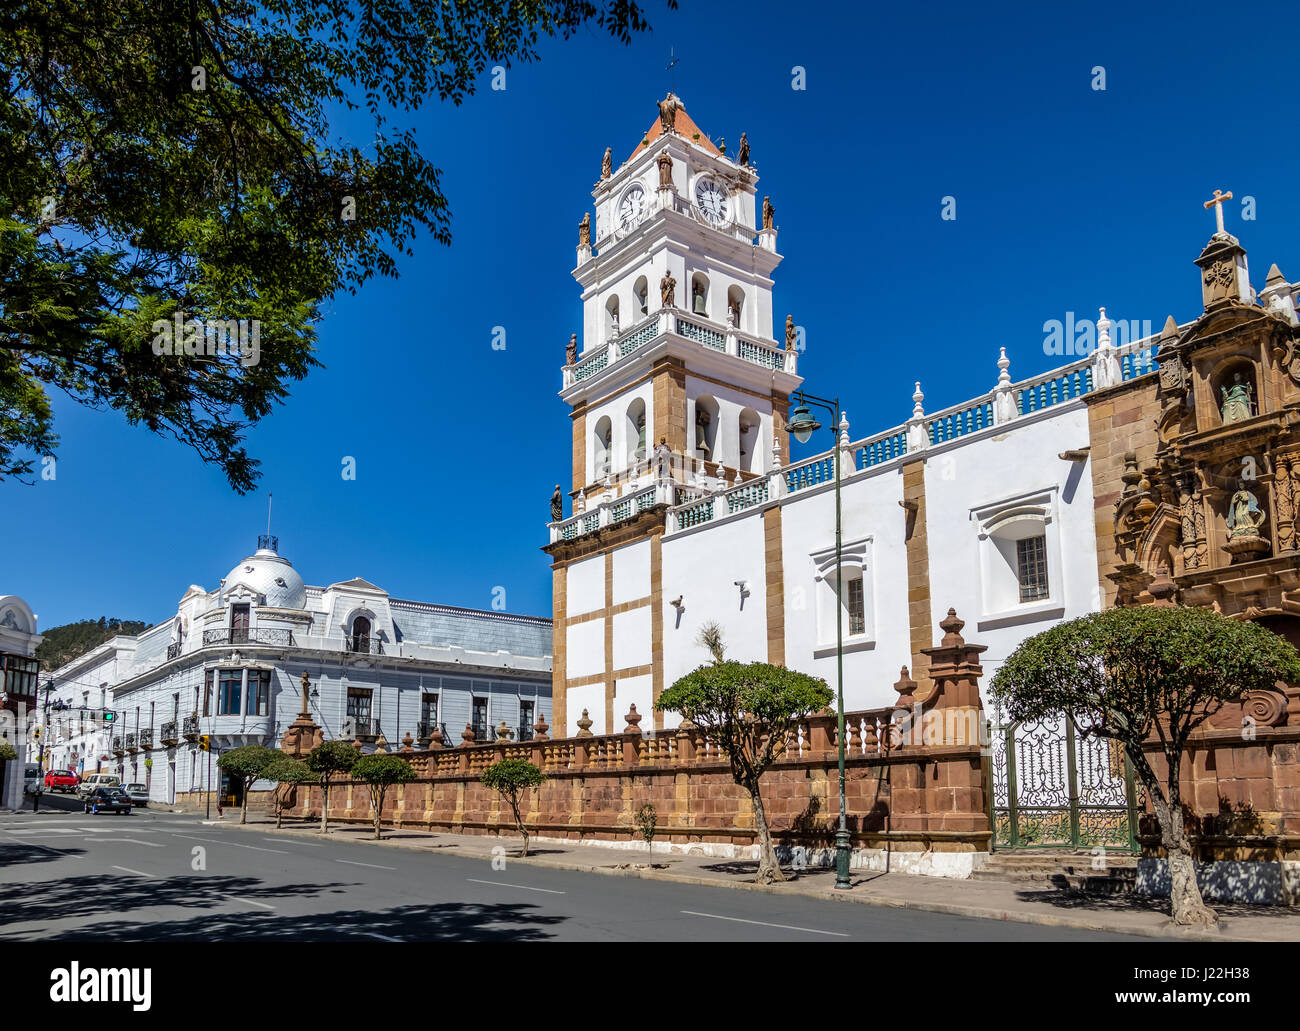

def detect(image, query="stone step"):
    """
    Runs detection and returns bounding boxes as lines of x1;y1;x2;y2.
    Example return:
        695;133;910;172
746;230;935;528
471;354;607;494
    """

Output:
974;851;1138;892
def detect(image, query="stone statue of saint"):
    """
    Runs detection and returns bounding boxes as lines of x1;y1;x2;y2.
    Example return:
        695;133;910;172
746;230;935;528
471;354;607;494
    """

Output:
600;146;612;181
1220;372;1254;424
1227;487;1266;538
578;213;591;248
661;270;676;308
550;485;563;522
657;150;673;189
737;132;750;166
658;92;680;135
762;196;775;230
785;314;797;351
565;333;577;366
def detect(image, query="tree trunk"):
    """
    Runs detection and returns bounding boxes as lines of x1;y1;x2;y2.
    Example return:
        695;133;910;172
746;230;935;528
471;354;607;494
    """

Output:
321;781;330;835
748;783;783;884
1157;794;1216;926
512;796;529;857
373;787;384;840
240;779;249;825
275;787;283;828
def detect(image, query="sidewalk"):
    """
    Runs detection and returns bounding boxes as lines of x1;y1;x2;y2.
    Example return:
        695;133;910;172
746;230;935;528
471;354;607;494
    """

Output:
204;810;1300;941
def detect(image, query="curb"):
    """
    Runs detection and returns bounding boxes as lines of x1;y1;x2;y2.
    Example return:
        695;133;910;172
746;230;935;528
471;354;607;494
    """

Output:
219;818;1262;942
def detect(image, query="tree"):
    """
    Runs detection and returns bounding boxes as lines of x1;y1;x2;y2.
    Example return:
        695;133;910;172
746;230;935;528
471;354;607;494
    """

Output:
0;741;17;761
351;753;416;840
480;758;545;857
216;744;280;824
635;802;658;856
656;662;832;884
261;754;316;828
305;740;358;835
696;621;726;663
0;0;665;488
991;605;1300;927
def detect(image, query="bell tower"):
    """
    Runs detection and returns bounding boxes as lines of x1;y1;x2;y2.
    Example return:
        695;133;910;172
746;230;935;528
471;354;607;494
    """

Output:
545;95;802;734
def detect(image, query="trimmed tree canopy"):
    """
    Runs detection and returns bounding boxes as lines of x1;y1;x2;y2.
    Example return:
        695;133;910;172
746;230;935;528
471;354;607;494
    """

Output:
352;753;416;787
306;739;359;777
216;744;280;779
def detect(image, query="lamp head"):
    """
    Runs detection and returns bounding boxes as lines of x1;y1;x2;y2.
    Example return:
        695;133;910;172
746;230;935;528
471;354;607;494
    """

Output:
787;403;821;444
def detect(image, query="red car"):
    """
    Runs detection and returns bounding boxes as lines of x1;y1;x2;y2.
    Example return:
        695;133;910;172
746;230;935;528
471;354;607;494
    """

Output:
44;769;80;793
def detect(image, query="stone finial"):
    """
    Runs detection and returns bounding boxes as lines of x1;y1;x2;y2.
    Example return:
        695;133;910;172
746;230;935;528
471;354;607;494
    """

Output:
893;665;918;707
429;725;445;749
496;719;512;742
533;711;550;741
770;436;782;473
374;734;389;754
911;382;925;418
576;708;594;738
1097;306;1111;347
906;382;929;451
938;608;966;647
400;732;414;753
461;723;477;746
997;347;1011;386
1121;450;1141;493
838;411;850;449
352;738;364;751
993;348;1016;424
623;704;643;734
1159;315;1179;343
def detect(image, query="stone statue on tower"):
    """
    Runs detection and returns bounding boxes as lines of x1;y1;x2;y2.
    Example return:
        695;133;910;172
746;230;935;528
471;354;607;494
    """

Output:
737;132;750;166
657;150;673;189
762;196;775;230
661;270;676;307
658;92;681;135
601;146;612;181
565;333;578;366
550;485;563;522
578;213;591;248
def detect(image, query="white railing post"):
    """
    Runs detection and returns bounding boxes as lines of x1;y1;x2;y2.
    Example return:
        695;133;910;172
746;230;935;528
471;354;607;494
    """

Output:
769;437;787;499
905;382;929;452
838;412;858;473
993;347;1017;424
1091;306;1121;390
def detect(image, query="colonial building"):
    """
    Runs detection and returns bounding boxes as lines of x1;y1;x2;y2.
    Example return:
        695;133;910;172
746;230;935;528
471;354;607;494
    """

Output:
0;594;41;755
42;537;553;806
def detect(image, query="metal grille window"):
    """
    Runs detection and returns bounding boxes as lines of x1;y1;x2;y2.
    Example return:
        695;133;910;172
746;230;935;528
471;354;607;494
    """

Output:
471;697;489;742
1016;535;1050;602
845;576;866;636
518;700;535;742
346;689;372;720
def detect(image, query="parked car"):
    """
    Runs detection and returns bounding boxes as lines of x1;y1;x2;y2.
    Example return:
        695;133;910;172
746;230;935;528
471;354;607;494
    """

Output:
83;787;132;815
77;773;121;798
123;783;150;806
44;769;80;793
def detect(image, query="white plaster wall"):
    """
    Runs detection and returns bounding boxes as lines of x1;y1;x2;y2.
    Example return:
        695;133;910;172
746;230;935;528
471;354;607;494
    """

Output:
923;403;1100;702
661;508;769;685
612;539;651;606
613;673;653;728
566;554;605;617
565;618;605;681
612;606;652;670
566;681;605;738
781;464;912;710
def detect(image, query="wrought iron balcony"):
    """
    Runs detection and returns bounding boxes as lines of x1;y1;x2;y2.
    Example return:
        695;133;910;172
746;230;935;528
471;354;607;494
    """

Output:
344;634;383;655
181;715;200;740
125;732;138;752
138;729;153;750
202;627;294;647
160;720;179;745
112;736;124;754
343;717;377;740
166;642;182;660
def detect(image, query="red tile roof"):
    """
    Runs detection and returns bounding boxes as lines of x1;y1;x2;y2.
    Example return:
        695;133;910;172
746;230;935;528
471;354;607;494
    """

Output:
628;99;721;162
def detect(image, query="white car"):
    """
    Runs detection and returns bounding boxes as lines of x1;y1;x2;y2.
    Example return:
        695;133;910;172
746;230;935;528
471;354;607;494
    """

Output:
123;783;150;806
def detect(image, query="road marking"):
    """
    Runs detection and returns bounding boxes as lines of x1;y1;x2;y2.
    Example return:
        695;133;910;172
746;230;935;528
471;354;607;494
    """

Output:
360;932;402;941
92;838;164;847
168;834;288;854
263;837;323;847
222;895;276;911
466;878;567;895
336;859;396;870
679;910;849;937
111;865;154;878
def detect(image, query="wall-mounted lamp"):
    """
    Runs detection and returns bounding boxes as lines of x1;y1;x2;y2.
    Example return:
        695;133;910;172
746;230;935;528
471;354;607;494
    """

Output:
669;596;684;610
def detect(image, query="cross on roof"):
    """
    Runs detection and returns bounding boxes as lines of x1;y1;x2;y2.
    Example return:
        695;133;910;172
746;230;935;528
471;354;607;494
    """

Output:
1204;188;1233;235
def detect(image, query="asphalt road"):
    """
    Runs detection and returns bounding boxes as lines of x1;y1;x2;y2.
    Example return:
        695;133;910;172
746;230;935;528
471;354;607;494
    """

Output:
1;801;1141;942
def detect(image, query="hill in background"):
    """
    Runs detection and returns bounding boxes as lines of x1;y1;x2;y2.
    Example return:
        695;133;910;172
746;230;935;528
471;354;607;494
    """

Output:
36;618;149;670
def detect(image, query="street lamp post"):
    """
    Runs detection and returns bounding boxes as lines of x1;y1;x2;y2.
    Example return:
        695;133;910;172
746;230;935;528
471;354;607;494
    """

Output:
786;389;852;890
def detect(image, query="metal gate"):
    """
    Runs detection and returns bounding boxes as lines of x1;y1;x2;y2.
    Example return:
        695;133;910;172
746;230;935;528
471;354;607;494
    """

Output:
990;716;1140;851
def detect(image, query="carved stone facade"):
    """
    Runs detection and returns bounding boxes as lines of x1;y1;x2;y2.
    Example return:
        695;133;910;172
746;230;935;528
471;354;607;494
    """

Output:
1088;226;1300;625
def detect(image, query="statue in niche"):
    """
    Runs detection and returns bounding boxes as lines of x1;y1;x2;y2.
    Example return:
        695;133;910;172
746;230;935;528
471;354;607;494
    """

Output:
565;333;577;366
657;150;673;189
550;485;563;522
660;270;676;307
762;196;775;230
737;132;750;166
578;213;591;248
1220;371;1254;424
1227;487;1267;539
600;146;612;181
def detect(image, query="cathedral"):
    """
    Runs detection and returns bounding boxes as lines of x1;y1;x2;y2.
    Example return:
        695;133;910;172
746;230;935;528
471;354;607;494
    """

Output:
544;95;1300;747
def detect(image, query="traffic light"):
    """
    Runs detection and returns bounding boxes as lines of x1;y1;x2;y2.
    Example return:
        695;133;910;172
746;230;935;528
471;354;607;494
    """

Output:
102;710;116;724
199;735;210;752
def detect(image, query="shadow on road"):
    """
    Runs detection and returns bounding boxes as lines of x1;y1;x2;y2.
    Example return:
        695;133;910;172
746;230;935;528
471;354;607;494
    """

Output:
0;843;86;868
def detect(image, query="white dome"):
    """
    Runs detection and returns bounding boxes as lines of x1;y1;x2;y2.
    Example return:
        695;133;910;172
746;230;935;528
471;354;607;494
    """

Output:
223;547;307;609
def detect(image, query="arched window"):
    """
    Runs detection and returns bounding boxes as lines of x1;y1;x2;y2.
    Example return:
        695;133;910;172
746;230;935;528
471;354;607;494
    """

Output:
626;398;647;465
694;395;719;460
605;295;620;341
738;407;761;474
727;286;745;329
350;616;371;653
691;273;709;317
593;415;613;479
633;276;649;317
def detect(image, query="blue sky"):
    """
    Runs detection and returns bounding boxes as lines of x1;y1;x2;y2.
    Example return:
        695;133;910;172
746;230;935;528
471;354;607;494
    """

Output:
9;0;1300;631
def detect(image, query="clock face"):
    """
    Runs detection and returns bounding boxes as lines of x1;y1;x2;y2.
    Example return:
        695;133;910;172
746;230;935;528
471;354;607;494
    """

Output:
618;185;646;228
694;178;730;225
